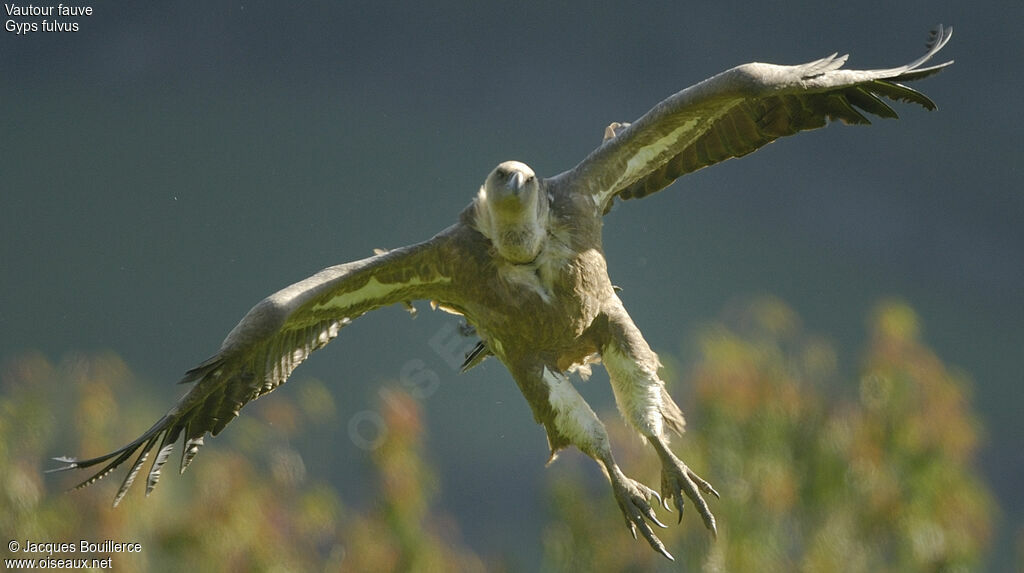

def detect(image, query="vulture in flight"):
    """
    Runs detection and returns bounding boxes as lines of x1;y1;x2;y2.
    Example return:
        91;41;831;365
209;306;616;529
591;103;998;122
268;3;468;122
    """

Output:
53;26;953;560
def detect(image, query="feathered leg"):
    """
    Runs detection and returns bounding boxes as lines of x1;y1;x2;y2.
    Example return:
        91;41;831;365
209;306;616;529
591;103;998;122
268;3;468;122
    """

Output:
509;362;676;560
601;302;719;537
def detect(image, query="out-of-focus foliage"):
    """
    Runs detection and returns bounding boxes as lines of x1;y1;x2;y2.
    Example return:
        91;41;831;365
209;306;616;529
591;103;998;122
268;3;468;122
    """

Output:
541;297;995;572
0;353;483;572
1;298;998;571
337;389;486;572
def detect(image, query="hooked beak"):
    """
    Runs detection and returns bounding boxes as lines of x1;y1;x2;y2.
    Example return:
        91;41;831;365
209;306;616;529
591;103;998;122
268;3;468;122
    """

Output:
507;171;526;194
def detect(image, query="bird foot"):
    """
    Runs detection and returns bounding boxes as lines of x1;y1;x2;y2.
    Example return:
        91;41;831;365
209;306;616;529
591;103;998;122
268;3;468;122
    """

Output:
659;458;720;537
610;471;674;561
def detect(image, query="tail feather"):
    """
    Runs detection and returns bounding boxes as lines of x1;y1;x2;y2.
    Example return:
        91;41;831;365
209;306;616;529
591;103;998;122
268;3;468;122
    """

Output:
460;340;491;373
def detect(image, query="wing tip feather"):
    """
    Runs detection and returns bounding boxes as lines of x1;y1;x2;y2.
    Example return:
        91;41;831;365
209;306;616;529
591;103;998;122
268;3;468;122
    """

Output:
927;24;953;52
894;24;953;78
180;436;205;474
47;414;181;504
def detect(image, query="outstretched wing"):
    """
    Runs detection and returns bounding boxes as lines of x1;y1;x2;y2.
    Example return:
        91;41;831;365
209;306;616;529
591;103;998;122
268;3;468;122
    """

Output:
556;26;953;214
50;229;458;505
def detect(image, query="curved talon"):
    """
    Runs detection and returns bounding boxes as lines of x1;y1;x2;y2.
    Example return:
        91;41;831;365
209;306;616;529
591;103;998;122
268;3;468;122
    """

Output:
688;468;720;499
612;475;675;560
661;462;719;534
652;540;674;562
686;469;718;536
647;509;668;530
634;516;674;561
646;490;668;528
650;488;663;507
691;471;721;499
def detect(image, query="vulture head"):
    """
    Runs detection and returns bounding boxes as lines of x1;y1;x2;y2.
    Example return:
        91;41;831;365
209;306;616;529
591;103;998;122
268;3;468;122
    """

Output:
475;161;548;263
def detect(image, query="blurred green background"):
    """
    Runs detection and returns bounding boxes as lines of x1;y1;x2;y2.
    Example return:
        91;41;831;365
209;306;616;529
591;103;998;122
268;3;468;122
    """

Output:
2;2;1020;570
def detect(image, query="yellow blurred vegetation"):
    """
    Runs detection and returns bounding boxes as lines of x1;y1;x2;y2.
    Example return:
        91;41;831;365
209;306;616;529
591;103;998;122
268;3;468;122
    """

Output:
0;298;998;571
1;354;484;572
542;297;994;572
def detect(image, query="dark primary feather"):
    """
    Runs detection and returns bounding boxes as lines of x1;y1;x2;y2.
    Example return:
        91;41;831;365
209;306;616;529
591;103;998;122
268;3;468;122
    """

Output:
50;235;455;505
